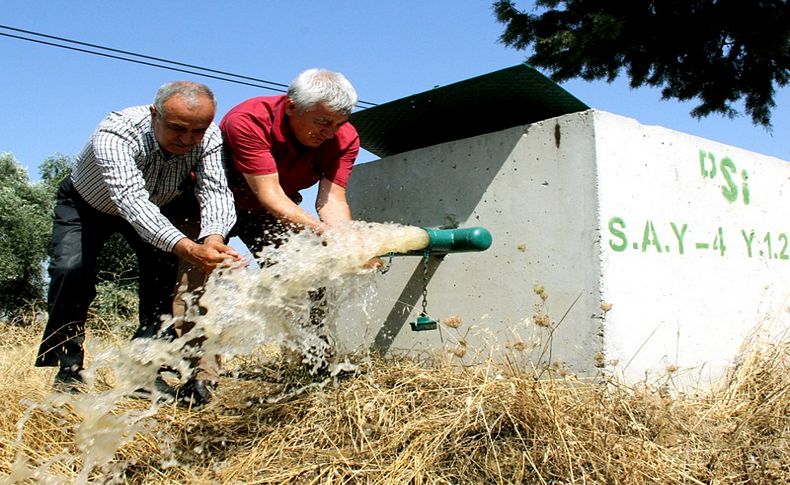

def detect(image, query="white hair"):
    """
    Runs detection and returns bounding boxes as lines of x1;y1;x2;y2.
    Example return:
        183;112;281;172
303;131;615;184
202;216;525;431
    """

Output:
287;68;357;115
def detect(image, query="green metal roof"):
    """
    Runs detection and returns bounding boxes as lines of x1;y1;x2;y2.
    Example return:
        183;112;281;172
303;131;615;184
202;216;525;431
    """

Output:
350;63;589;158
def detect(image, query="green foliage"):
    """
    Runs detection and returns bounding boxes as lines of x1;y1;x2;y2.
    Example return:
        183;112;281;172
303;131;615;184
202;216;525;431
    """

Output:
97;233;139;287
0;153;54;318
38;154;73;196
493;0;789;127
92;280;139;324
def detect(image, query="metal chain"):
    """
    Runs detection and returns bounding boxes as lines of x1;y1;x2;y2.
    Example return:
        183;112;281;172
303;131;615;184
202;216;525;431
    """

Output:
378;252;394;275
420;251;429;315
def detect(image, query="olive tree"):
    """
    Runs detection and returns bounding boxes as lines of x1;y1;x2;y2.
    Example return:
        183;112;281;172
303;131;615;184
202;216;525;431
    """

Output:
0;153;53;319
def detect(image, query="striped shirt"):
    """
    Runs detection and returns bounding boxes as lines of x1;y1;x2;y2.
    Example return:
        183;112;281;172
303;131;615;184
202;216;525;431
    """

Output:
71;105;237;252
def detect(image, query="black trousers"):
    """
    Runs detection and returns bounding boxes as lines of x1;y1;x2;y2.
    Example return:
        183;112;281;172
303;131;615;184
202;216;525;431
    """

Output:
35;179;194;368
231;208;292;257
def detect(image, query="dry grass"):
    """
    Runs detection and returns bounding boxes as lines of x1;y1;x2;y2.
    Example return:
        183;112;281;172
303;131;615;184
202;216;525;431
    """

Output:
1;321;788;484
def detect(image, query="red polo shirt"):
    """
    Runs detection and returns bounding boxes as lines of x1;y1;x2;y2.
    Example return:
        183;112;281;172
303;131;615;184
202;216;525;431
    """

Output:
219;94;359;211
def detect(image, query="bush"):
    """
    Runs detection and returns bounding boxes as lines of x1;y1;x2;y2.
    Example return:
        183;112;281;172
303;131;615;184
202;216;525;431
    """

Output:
0;153;53;320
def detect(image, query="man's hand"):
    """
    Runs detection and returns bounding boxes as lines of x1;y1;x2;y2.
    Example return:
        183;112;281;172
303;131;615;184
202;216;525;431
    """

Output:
173;235;243;274
364;256;384;270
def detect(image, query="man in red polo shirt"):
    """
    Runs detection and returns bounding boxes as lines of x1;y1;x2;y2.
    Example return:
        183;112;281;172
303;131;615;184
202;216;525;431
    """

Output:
220;68;373;376
220;68;359;248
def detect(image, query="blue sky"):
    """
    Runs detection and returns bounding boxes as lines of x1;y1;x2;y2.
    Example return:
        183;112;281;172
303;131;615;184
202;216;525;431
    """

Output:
2;0;788;184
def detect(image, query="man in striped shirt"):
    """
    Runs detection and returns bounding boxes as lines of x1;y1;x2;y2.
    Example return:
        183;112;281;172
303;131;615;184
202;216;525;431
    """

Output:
35;81;239;400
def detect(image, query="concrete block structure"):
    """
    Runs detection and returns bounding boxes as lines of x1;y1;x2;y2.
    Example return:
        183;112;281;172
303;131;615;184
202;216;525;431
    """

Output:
339;66;790;387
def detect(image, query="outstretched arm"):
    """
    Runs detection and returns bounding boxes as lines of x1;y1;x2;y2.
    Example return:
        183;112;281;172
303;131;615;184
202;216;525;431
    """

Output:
315;178;351;227
244;171;329;234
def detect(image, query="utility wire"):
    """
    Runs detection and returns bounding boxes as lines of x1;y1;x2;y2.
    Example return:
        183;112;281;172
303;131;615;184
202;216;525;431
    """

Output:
0;31;290;93
0;24;288;91
0;24;378;109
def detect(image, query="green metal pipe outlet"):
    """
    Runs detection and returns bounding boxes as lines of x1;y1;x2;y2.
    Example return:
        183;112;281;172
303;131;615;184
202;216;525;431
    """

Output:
399;226;493;256
422;226;492;254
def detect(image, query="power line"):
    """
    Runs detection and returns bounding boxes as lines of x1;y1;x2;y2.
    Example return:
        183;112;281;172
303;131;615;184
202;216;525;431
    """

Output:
0;24;378;109
0;24;288;91
0;31;291;93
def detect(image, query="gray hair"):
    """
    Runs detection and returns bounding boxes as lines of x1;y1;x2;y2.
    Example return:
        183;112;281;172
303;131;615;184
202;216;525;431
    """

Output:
153;81;216;114
287;68;357;116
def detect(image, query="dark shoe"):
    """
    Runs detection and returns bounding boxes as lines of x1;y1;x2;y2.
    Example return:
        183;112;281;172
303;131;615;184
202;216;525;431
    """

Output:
53;365;84;393
131;376;177;403
157;365;183;380
177;379;216;408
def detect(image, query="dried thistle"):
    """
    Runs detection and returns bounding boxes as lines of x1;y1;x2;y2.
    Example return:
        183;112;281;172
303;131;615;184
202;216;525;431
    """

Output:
532;312;551;328
448;347;466;358
593;351;606;368
442;315;462;329
509;341;527;352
